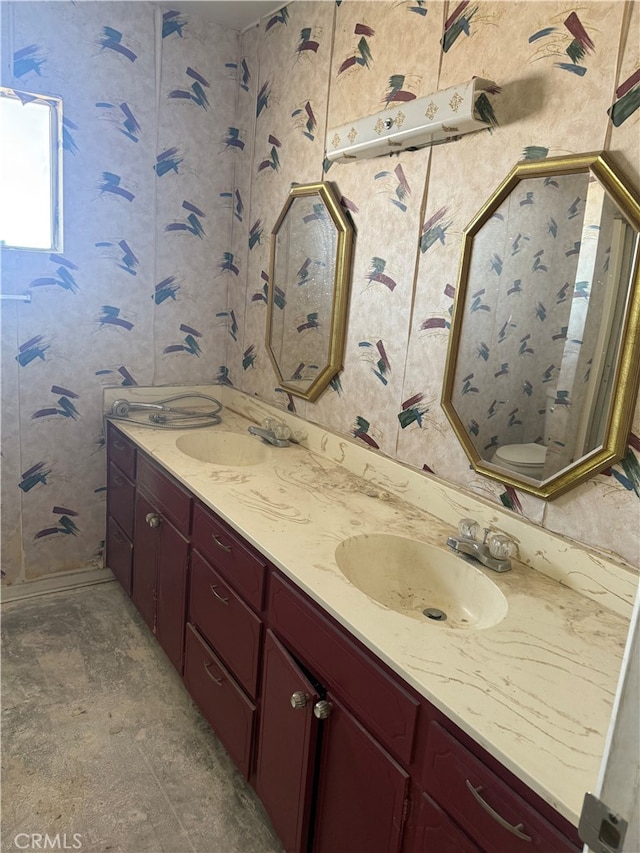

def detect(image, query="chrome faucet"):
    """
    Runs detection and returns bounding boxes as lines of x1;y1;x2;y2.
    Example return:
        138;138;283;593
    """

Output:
247;418;291;447
446;518;514;573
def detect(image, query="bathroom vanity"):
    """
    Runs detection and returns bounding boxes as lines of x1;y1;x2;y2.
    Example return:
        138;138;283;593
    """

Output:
104;397;634;853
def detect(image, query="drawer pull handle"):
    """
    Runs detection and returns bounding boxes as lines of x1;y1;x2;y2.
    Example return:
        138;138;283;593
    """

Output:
113;440;125;451
212;534;231;552
210;584;229;604
113;475;124;486
465;780;532;842
204;662;223;686
145;513;161;528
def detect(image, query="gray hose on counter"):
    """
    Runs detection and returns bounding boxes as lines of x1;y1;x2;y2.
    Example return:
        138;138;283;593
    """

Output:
107;393;223;429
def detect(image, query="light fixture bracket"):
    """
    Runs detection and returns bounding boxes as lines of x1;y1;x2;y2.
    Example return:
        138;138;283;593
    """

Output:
325;78;498;163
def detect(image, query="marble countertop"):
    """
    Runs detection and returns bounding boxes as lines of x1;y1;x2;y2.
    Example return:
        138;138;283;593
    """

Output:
107;399;633;827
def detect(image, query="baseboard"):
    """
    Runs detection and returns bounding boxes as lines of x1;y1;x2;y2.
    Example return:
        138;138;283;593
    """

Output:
1;566;116;603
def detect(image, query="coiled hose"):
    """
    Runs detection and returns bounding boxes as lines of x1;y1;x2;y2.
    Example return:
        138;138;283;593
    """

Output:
108;393;223;429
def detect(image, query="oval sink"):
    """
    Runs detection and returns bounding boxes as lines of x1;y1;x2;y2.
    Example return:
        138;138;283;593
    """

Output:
334;534;508;629
175;432;268;466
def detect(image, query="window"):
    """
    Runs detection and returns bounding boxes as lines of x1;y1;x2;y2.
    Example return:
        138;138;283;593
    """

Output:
0;87;63;252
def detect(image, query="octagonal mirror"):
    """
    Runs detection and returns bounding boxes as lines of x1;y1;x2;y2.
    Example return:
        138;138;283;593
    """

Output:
442;152;640;500
266;182;354;402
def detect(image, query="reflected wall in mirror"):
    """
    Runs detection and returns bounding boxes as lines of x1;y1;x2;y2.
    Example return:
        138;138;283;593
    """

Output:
442;152;640;499
266;182;354;402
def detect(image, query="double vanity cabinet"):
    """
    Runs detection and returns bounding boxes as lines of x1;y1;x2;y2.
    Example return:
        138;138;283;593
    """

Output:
105;421;583;853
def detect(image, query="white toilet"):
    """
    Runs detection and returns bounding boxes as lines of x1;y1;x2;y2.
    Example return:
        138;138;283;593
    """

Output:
492;441;547;478
492;389;556;479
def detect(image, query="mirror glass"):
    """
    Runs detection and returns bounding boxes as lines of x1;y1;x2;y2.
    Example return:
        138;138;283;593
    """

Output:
442;153;640;499
267;182;353;402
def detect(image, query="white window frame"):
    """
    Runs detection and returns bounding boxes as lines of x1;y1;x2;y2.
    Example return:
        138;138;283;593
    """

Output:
0;86;63;252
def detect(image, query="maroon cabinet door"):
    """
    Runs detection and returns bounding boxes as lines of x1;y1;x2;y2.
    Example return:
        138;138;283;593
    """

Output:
155;517;189;672
106;516;133;595
105;426;136;596
268;572;419;766
132;490;157;632
132;489;189;673
255;630;320;853
313;692;410;853
107;460;135;539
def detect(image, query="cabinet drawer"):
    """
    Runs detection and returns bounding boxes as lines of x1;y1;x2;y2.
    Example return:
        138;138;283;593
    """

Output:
137;453;191;534
107;461;135;538
423;723;580;853
268;572;419;766
190;551;262;698
192;502;266;612
106;422;136;481
184;623;255;780
410;792;480;853
106;515;133;596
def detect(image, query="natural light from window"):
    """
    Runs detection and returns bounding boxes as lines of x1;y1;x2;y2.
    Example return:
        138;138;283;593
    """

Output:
0;88;62;252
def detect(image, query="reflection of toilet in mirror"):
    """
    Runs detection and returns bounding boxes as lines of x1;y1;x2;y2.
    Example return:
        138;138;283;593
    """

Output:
492;389;556;479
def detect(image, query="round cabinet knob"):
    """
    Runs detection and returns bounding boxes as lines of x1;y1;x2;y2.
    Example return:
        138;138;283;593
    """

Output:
290;691;309;710
313;700;333;720
145;513;161;528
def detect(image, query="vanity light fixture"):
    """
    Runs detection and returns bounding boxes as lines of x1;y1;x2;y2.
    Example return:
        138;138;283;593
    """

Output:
325;78;498;163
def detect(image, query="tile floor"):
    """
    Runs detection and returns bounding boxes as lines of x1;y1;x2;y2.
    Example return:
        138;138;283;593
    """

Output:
1;581;282;853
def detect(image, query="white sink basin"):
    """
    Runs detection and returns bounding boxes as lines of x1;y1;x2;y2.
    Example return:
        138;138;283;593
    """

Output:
175;432;267;466
334;534;508;629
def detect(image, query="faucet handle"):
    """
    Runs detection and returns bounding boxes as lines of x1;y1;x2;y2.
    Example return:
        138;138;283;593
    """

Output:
458;517;480;540
273;422;291;441
486;531;516;561
262;417;290;441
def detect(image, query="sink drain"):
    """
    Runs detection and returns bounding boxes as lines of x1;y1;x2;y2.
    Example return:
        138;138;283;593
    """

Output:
423;607;447;621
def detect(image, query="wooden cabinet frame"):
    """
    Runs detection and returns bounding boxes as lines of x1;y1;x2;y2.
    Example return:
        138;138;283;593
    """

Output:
105;425;582;853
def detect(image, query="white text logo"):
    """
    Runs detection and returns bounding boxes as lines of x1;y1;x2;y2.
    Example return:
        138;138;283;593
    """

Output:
14;834;83;850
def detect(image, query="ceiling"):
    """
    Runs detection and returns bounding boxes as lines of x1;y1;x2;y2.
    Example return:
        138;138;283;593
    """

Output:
162;1;283;32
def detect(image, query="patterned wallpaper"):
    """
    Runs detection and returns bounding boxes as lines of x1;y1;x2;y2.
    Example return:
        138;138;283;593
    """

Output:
1;1;239;583
1;0;638;586
228;1;640;569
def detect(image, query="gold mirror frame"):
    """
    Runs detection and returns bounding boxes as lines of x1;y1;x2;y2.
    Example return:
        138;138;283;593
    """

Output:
266;182;354;402
442;152;640;500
